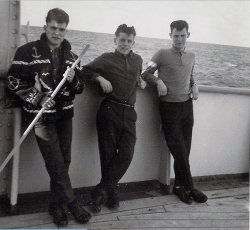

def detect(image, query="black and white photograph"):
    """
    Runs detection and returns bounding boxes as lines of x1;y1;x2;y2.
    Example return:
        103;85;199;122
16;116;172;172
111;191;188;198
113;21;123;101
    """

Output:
0;1;249;229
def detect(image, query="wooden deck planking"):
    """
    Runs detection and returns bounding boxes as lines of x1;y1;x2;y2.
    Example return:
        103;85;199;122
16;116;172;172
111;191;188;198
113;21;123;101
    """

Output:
118;212;248;220
0;187;248;229
69;219;248;229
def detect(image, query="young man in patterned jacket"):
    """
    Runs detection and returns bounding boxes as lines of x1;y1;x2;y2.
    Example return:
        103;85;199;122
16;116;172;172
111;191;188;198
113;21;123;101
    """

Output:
7;8;91;227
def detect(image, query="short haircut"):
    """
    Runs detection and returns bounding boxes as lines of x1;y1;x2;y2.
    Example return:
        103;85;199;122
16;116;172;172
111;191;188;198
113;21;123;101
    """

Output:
115;24;136;37
46;8;69;26
170;20;189;33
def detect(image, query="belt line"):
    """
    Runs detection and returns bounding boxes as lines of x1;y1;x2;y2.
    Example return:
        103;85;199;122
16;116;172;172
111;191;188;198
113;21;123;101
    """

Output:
108;99;134;108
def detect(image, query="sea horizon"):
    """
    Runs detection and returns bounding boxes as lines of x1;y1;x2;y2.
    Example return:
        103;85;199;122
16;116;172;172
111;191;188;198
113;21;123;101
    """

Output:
21;26;250;89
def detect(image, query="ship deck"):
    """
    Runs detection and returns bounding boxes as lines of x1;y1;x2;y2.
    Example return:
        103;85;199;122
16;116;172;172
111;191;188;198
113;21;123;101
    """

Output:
0;177;249;229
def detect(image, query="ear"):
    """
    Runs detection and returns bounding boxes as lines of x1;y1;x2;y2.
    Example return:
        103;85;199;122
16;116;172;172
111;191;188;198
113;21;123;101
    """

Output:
169;33;172;38
114;37;117;44
44;25;47;32
187;32;190;38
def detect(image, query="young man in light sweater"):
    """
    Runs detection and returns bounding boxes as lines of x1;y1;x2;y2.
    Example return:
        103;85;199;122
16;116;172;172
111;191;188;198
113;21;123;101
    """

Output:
142;20;208;204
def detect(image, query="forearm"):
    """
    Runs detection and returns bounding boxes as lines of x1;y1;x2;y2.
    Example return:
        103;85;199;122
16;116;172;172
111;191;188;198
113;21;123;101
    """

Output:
141;69;159;86
81;55;105;83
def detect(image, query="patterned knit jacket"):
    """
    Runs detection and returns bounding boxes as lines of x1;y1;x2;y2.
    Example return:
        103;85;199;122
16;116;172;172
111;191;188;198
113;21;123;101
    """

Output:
7;33;84;122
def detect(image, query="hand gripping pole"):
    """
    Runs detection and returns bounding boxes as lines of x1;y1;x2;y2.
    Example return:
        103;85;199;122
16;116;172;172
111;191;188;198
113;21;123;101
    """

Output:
0;44;90;173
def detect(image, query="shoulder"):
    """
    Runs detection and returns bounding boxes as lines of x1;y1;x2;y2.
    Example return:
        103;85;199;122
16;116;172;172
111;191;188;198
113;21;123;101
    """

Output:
13;41;40;59
132;52;143;61
68;50;78;59
17;41;37;52
155;49;169;56
151;49;168;60
93;52;115;61
132;52;142;58
185;50;195;57
100;52;113;58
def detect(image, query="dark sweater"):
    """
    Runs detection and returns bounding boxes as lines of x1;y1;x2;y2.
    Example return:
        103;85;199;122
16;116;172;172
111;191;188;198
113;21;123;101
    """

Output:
82;50;143;105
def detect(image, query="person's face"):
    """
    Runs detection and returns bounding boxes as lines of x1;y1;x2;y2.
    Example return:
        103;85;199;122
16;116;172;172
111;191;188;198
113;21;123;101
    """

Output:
169;28;190;51
114;32;135;56
44;20;67;49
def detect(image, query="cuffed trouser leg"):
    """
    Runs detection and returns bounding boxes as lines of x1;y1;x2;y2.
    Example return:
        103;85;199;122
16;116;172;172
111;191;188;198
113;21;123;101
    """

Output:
159;99;194;191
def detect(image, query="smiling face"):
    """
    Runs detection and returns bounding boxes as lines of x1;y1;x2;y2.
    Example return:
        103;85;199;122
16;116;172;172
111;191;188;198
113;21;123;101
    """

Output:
114;32;135;56
169;28;190;51
44;20;67;49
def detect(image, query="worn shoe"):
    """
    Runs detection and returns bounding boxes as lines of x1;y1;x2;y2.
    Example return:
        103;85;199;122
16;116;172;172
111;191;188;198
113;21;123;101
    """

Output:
90;188;105;212
67;199;91;224
106;190;119;209
48;202;68;227
189;189;208;203
172;186;192;204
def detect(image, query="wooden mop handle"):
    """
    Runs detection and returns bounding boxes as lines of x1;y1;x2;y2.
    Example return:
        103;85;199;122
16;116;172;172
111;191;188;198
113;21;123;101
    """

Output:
0;44;90;174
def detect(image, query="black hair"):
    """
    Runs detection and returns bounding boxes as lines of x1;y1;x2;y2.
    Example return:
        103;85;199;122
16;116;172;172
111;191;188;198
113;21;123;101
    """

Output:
115;24;136;37
170;20;189;33
46;8;69;26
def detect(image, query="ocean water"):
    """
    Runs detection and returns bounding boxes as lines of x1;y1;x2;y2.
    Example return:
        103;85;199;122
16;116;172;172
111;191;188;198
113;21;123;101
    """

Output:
21;26;250;88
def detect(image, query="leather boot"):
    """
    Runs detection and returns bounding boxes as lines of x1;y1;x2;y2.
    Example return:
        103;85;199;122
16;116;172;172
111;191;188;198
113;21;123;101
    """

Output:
90;187;105;212
48;202;68;227
67;199;91;224
106;189;119;209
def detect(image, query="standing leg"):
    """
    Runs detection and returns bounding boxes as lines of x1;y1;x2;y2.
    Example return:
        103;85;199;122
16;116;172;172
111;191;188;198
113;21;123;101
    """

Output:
34;120;74;226
96;101;121;186
105;107;136;209
91;101;136;211
159;101;193;204
91;100;120;212
57;118;72;171
105;106;136;190
34;121;75;203
34;120;91;225
159;100;207;204
182;99;194;159
181;100;208;203
159;101;194;190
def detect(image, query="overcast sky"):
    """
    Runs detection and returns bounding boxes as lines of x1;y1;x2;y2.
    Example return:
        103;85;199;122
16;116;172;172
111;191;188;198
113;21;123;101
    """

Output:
21;1;250;48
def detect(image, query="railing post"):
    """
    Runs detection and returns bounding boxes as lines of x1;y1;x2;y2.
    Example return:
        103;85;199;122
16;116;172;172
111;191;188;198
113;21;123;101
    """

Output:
0;0;21;212
10;108;21;212
158;129;171;194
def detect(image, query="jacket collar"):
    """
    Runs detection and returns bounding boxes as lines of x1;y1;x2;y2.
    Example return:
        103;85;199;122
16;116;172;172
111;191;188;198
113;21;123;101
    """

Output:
171;46;187;54
39;33;72;51
115;49;134;58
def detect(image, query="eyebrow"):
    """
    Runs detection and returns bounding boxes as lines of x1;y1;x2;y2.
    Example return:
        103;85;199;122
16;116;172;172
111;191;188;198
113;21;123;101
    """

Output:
50;26;66;31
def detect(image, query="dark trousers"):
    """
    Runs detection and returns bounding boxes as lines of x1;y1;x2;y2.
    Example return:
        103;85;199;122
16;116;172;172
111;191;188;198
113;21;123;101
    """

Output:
96;99;137;191
33;118;75;203
159;99;194;191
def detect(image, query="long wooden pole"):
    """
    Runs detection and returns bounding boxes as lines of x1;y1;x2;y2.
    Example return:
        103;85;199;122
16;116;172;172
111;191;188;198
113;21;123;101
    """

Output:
0;44;90;174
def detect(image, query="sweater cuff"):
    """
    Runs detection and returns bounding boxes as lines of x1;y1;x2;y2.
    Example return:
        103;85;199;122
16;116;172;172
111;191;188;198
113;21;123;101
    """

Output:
32;91;45;106
16;87;45;106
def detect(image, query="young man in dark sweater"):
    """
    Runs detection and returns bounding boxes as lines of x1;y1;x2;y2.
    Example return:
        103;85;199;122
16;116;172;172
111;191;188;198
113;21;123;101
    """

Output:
82;24;146;212
142;20;208;205
7;8;91;226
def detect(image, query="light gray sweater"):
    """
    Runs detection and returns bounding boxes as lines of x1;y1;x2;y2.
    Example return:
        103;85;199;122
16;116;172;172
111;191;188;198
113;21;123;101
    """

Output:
142;47;195;102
